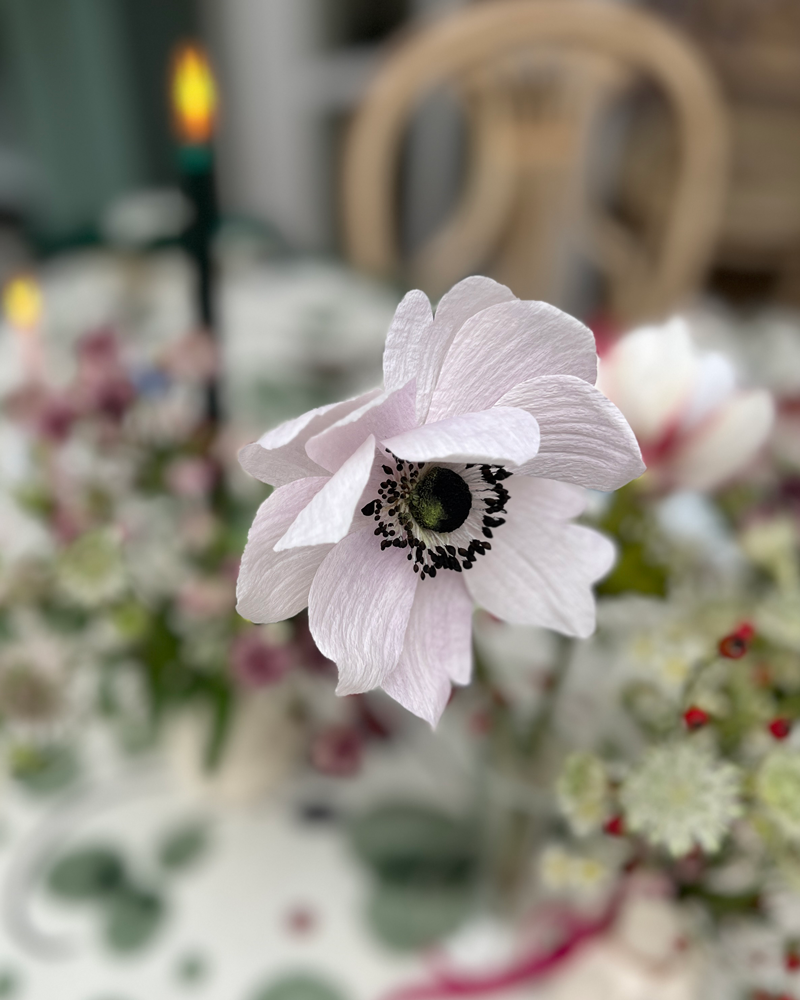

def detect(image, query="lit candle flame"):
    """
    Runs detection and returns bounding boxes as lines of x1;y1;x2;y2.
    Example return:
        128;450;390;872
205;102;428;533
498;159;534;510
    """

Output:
3;275;42;334
171;44;217;145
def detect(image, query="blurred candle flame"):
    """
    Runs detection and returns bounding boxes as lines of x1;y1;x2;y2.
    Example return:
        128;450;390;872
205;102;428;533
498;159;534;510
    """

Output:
171;44;217;145
3;275;42;333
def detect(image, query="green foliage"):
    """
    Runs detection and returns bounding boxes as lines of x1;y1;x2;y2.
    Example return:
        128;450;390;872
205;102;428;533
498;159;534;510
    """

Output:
102;887;165;953
350;804;478;888
595;486;668;598
46;839;171;954
174;952;208;985
157;823;209;873
10;744;79;795
249;974;346;1000
368;881;476;950
47;846;126;901
349;804;479;949
0;969;19;998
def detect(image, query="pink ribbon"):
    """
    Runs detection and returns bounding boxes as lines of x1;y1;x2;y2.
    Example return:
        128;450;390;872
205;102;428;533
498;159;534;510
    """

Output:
380;891;623;1000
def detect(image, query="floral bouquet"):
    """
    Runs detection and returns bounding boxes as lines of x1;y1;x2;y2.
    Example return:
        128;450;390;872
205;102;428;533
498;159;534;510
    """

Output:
0;322;380;802
4;272;800;997
236;277;800;997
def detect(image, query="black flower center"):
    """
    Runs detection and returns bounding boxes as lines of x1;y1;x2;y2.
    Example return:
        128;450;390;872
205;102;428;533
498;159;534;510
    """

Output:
408;466;472;533
361;454;511;579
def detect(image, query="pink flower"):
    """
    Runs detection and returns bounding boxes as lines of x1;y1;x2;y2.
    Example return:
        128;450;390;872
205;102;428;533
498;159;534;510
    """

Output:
230;627;293;688
75;329;135;422
598;318;774;493
4;384;77;443
236;277;644;725
165;456;217;497
310;725;363;777
177;576;235;619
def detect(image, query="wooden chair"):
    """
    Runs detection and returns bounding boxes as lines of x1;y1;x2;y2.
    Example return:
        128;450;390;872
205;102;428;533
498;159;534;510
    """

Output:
341;0;729;325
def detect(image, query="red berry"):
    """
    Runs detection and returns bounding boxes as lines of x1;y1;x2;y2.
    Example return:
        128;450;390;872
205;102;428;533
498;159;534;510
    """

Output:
719;634;748;659
719;623;756;659
683;706;710;730
769;718;792;741
604;814;625;836
785;949;800;972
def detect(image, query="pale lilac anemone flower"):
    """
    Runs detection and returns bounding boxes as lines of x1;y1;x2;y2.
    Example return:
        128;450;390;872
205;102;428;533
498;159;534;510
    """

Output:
236;278;644;725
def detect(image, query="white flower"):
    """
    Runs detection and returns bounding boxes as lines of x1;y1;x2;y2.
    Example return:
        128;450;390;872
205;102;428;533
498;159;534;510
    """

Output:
756;750;800;840
598;317;774;492
237;277;644;725
557;752;609;835
621;741;742;856
540;845;610;895
0;610;85;738
57;527;127;607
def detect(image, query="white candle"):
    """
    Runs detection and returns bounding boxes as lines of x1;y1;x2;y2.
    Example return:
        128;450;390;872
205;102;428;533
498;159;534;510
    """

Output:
3;274;45;383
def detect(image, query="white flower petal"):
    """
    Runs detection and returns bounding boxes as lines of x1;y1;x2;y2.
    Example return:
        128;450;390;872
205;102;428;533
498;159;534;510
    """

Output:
671;389;774;491
428;300;597;422
383;279;517;424
382;289;434;393
597;319;697;443
680;351;736;431
464;477;614;637
382;407;540;466
418;277;517;420
239;388;380;487
236;477;332;623
305;381;417;473
498;375;645;490
383;572;474;726
275;435;376;550
309;530;418;695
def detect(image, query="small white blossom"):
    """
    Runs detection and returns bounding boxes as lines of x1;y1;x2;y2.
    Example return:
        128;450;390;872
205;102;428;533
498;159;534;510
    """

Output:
57;528;127;607
557;751;609;835
540;845;610;895
621;742;742;856
756;750;800;841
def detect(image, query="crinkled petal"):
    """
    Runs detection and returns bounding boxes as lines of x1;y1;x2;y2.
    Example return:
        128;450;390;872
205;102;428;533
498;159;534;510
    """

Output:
464;476;614;637
309;530;418;695
671;389;774;491
382;406;540;467
498;375;645;490
383;573;474;726
236;477;331;623
384;278;517;424
239;388;380;487
383;290;434;394
305;381;417;473
428;300;597;422
275;436;376;550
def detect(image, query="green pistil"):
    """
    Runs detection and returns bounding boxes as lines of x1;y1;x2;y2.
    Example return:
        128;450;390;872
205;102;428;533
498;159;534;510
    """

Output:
408;466;471;534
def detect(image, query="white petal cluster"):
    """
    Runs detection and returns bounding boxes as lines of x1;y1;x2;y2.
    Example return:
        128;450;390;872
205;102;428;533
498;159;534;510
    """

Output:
621;741;742;856
56;527;127;607
557;751;609;835
540;845;610;895
599;317;773;493
756;750;800;841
